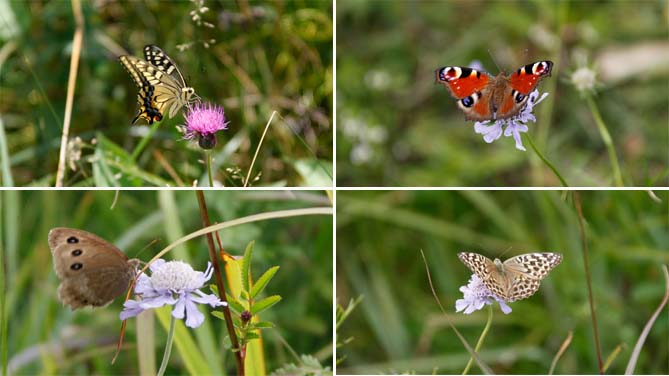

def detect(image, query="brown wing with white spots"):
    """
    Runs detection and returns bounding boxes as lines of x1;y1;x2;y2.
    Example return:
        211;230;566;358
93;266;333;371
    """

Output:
503;252;562;280
458;252;495;280
507;275;542;302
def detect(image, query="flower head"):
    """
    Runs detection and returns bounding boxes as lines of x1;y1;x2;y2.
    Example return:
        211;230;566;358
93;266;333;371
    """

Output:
474;90;549;151
570;66;597;93
120;259;226;328
455;274;512;315
180;102;229;149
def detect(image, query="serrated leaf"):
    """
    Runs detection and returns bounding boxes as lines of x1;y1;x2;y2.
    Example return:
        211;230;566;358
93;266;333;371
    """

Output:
250;265;280;299
241;241;255;293
250;295;282;315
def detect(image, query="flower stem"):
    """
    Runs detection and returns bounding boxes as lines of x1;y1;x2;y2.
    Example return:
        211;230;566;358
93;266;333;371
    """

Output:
206;150;214;187
131;120;162;162
195;190;245;375
157;314;176;376
586;95;624;186
462;304;493;375
524;133;569;187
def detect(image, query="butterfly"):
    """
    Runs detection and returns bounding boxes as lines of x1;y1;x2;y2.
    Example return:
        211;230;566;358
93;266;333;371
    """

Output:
458;252;562;302
435;61;553;121
119;45;198;124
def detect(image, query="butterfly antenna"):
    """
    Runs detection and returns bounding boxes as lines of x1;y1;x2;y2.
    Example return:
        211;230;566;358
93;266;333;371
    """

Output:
133;238;160;261
499;246;514;258
487;49;502;72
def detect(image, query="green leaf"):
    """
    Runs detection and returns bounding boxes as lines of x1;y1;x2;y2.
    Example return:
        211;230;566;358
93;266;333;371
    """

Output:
225;296;245;314
250;265;279;299
250;295;282;315
241;241;255;293
245;332;261;341
250;321;275;329
92;133;170;186
211;311;226;320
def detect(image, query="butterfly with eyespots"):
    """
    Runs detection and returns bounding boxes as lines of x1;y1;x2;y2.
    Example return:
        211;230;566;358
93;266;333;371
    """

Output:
435;61;553;121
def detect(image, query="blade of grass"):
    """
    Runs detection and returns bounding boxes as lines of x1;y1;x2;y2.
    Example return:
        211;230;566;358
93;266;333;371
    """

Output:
420;250;493;375
244;111;277;187
548;330;573;375
55;0;84;187
574;192;604;374
624;265;669;374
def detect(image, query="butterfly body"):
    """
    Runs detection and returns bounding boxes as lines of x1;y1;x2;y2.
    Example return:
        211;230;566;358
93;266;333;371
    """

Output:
119;45;197;124
436;61;553;121
49;228;139;310
458;252;562;302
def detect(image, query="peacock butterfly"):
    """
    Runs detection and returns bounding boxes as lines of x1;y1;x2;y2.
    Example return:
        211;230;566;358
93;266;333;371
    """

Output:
435;61;553;121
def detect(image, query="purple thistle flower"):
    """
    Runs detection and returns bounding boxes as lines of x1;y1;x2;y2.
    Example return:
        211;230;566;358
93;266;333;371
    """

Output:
474;90;550;151
455;274;512;315
180;102;229;149
120;259;226;328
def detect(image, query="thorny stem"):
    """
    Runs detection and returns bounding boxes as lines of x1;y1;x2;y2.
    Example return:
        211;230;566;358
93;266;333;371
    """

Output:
462;304;493;375
195;190;244;375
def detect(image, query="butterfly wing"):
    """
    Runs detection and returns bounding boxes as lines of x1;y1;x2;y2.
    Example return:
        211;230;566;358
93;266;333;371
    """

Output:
503;252;562;280
458;252;494;279
119;52;194;121
508;61;553;94
143;45;187;87
48;228;138;309
143;45;197;117
119;55;164;124
495;61;553;120
503;252;562;302
436;66;494;121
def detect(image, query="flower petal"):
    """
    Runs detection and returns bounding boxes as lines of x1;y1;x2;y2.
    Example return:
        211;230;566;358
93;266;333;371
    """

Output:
120;299;144;320
184;296;205;328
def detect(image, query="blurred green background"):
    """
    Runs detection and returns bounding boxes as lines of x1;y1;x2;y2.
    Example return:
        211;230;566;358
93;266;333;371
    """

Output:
336;190;668;374
336;0;668;186
2;190;332;374
1;0;332;187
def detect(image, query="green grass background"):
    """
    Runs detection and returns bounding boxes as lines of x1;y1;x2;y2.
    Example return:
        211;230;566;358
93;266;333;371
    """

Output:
336;190;668;374
336;0;668;186
0;0;332;187
2;190;332;374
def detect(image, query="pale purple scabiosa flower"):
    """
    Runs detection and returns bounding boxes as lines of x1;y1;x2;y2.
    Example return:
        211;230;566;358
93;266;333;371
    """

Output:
455;274;512;315
120;259;226;328
474;90;550;151
179;102;229;149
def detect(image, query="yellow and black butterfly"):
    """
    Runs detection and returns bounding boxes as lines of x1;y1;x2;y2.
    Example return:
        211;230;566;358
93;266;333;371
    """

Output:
119;45;198;124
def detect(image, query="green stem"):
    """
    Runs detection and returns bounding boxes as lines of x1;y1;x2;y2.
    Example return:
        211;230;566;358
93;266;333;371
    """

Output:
131;120;162;162
206;150;214;187
524;133;569;187
463;304;493;375
586;95;624;186
157;314;176;376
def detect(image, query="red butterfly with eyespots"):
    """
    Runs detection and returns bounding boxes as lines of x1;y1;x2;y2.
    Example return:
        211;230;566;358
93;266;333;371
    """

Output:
435;61;553;121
